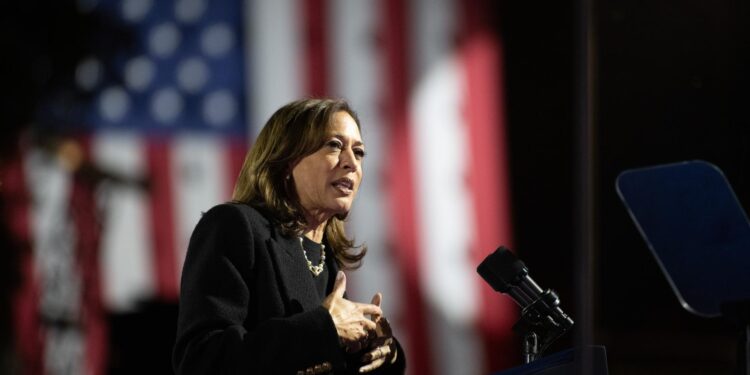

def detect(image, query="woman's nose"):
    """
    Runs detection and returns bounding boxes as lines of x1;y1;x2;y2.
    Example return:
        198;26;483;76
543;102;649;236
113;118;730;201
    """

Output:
340;148;358;170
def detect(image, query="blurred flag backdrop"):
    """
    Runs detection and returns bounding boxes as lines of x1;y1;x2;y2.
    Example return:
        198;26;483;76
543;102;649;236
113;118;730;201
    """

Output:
14;0;517;374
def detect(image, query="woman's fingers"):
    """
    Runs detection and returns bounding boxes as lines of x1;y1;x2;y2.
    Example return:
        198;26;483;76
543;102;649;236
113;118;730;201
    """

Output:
331;271;346;299
370;292;382;306
346;327;375;353
362;344;391;362
359;357;386;373
359;340;397;372
355;302;382;318
324;289;392;354
359;343;393;373
368;293;382;320
361;318;377;332
341;320;376;351
321;272;346;312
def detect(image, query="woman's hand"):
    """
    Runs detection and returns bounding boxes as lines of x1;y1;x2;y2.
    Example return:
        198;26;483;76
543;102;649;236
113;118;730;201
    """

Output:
322;272;382;353
359;293;398;373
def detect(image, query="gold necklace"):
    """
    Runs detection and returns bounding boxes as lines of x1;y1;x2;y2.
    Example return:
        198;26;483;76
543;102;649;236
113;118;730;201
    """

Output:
299;237;325;277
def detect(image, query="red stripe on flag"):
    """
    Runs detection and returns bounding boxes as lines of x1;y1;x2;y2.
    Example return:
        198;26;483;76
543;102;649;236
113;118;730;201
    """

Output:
381;1;434;374
303;0;329;96
460;0;519;371
147;140;179;300
1;147;44;375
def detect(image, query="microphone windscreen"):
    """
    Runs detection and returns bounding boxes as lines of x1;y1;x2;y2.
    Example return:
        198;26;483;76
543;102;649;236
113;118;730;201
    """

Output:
477;246;528;293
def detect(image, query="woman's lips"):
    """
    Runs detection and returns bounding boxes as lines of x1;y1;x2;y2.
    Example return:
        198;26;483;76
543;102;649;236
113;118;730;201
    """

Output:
331;177;354;194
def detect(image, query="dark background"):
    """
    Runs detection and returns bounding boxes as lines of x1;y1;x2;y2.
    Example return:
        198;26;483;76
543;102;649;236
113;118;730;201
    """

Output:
500;0;749;373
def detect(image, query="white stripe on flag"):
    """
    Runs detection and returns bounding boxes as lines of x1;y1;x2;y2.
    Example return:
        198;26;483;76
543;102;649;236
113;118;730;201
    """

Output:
23;148;86;374
172;135;230;278
411;57;485;375
246;0;303;134
24;149;82;320
92;132;155;311
411;0;485;373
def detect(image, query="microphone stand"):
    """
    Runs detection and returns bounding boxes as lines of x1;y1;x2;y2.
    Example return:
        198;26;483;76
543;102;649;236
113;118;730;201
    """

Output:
512;289;574;364
476;246;575;364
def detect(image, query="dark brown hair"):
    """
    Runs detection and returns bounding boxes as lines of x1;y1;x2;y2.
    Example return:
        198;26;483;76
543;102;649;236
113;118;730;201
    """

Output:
232;98;366;269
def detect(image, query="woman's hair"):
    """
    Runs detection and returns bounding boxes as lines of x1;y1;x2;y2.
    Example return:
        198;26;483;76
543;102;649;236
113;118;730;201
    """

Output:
232;98;366;269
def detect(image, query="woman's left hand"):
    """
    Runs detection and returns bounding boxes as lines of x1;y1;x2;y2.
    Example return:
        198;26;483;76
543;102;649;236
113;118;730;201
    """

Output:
359;294;398;373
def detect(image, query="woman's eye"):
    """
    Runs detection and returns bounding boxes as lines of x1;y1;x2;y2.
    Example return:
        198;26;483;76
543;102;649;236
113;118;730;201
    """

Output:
327;140;343;149
354;149;366;158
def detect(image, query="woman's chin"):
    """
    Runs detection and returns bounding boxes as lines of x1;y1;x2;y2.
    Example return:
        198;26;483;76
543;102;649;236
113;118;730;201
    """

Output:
334;206;351;217
329;202;352;217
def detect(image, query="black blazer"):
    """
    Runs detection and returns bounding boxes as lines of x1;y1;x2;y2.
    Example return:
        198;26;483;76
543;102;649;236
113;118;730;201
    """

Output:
173;203;406;374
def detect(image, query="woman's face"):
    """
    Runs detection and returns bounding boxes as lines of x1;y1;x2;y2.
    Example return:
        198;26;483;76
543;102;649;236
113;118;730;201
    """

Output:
292;111;365;219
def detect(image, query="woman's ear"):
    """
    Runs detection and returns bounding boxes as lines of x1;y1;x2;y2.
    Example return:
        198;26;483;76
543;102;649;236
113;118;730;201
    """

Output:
286;160;297;181
284;161;299;194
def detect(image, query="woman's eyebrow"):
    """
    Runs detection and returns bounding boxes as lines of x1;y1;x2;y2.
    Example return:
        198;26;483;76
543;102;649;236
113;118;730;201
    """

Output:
333;134;365;147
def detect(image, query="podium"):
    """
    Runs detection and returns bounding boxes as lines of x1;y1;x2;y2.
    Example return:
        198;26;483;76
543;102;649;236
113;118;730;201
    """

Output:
492;346;608;375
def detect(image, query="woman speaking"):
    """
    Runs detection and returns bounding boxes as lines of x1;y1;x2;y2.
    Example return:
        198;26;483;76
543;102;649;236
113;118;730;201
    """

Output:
173;99;405;374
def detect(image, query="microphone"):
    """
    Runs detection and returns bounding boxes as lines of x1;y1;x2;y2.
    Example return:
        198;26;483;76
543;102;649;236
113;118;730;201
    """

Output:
477;246;574;358
477;246;544;307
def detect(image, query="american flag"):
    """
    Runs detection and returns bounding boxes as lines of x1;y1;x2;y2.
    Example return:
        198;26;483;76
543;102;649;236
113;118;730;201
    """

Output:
83;0;248;310
13;0;518;374
14;0;247;373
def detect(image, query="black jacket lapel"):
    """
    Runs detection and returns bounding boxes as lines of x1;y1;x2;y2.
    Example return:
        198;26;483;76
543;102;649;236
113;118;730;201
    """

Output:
266;233;320;313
